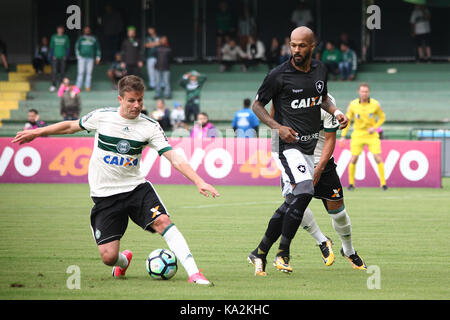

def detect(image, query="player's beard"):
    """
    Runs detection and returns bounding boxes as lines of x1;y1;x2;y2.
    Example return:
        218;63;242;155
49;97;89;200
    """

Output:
293;49;312;67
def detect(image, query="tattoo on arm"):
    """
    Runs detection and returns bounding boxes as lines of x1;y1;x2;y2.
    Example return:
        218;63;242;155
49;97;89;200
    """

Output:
320;96;337;115
252;101;281;130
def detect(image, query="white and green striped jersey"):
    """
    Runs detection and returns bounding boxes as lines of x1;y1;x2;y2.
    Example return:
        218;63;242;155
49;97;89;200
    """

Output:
79;107;172;197
314;94;339;165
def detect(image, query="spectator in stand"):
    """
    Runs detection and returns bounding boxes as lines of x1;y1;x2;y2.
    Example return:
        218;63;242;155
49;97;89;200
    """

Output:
0;39;9;72
154;35;172;100
237;4;256;50
75;26;101;92
410;4;432;62
60;84;81;120
49;25;70;92
145;27;160;91
100;4;123;62
280;36;291;64
32;36;49;74
291;1;314;29
58;77;80;98
244;35;265;71
179;70;207;125
321;40;341;80
266;37;281;70
191;112;218;139
339;42;357;81
216;0;236;60
171;101;185;130
120;26;143;77
151;99;172;131
107;53;127;90
313;38;325;60
338;32;356;51
232;98;259;138
220;38;247;72
24;109;46;130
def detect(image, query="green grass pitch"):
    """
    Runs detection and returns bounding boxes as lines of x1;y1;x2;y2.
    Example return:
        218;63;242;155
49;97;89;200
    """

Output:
0;179;449;300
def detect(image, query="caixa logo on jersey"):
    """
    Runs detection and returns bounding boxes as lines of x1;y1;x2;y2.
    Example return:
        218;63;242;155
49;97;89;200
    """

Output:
291;95;323;109
103;155;138;167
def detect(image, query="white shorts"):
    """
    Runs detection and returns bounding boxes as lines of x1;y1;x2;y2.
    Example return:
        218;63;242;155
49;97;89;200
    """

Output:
272;148;314;197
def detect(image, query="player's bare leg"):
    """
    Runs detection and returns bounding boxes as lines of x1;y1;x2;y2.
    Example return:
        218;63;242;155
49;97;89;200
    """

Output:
152;215;212;285
98;240;133;278
348;155;359;190
373;153;387;190
326;199;366;270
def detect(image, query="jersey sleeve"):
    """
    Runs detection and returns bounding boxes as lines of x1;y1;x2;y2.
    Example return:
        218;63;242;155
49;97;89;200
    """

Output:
255;69;282;106
79;109;103;132
148;123;172;156
323;94;339;132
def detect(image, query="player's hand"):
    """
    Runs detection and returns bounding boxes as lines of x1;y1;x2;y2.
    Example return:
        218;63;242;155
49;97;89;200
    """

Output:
313;166;324;186
138;61;143;68
196;181;220;198
339;137;346;148
336;114;348;130
279;126;299;143
11;130;38;145
368;127;376;134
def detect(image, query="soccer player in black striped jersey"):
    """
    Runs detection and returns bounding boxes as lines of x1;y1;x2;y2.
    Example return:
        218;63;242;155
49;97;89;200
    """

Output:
248;27;348;275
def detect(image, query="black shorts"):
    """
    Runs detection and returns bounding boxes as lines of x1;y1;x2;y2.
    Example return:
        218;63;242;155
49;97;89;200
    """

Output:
415;33;431;47
313;157;344;201
90;182;168;245
184;103;199;124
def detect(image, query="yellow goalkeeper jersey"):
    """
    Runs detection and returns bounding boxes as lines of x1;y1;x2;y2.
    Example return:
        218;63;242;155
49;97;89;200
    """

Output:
341;97;385;138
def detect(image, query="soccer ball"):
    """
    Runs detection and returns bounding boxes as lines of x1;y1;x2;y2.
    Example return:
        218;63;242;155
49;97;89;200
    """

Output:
146;248;178;280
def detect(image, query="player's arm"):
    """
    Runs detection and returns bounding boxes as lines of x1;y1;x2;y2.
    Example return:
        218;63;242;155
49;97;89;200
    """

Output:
369;103;386;134
162;149;220;198
321;95;348;130
252;100;298;143
339;104;353;147
314;131;336;186
12;120;82;145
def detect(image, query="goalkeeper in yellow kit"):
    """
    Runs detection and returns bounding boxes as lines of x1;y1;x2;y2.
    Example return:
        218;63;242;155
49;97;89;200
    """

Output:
339;82;387;190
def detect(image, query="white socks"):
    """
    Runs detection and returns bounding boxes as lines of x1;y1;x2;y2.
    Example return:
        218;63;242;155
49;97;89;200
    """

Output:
330;207;355;256
162;224;199;277
301;207;328;244
115;253;129;269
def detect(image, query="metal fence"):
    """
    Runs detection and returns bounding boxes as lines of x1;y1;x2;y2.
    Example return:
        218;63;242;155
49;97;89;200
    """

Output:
410;128;450;177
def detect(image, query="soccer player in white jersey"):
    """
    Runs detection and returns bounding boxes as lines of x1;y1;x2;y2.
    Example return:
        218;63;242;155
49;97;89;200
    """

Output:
292;94;366;270
12;75;219;285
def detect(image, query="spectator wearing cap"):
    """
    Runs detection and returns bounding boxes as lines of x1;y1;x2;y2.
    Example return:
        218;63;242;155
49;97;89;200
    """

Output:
171;101;185;129
120;26;143;76
179;70;207;125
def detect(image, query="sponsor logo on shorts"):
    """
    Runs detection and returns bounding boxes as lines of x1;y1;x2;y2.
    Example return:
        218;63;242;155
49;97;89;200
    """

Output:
298;164;306;173
103;155;138;167
331;188;341;198
116;140;131;154
151;205;161;218
95;229;101;239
